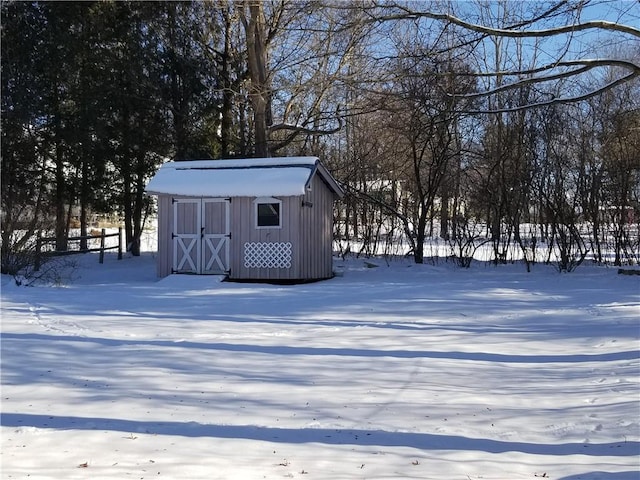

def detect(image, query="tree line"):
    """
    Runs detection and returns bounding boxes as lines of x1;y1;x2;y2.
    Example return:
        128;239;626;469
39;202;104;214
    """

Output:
2;0;639;274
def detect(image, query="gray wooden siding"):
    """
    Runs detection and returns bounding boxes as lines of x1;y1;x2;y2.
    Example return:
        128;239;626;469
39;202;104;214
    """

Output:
229;196;301;280
156;194;173;277
300;174;335;280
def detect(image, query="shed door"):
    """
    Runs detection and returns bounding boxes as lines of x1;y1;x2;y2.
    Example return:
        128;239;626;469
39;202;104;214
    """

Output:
172;198;230;274
201;199;230;274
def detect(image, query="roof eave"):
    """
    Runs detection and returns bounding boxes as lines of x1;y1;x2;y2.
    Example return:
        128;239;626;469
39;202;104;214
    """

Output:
314;161;345;198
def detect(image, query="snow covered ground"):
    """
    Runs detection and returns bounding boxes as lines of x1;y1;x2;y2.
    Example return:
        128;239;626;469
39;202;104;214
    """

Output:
1;252;639;479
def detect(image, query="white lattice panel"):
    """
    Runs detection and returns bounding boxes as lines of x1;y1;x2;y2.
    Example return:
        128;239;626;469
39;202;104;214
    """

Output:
244;242;292;269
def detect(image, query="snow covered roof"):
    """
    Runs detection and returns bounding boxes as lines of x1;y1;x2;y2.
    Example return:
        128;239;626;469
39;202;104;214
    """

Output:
145;157;344;198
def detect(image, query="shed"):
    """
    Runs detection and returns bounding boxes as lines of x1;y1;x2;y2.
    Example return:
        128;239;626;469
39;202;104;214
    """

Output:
145;157;344;281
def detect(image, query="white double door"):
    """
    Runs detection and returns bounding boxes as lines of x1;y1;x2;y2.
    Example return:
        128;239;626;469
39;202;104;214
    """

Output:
173;198;230;274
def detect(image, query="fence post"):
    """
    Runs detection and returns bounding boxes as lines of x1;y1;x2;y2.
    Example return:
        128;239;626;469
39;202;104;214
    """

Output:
99;228;106;264
117;227;123;260
35;233;42;271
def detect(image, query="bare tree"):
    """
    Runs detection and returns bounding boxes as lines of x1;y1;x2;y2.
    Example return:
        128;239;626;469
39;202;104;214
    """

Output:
235;0;377;157
236;0;275;157
368;0;640;111
597;71;640;265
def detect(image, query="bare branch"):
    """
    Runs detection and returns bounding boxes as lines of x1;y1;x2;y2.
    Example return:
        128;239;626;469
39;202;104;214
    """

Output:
451;58;640;99
268;114;343;151
357;1;640;110
462;69;639;114
381;4;640;39
269;119;342;136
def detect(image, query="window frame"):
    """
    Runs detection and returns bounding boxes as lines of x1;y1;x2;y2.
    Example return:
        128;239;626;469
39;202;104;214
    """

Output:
254;197;282;229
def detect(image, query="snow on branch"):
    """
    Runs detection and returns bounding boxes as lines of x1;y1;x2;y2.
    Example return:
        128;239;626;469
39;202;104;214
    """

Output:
452;58;640;100
384;5;640;39
268;117;343;152
462;72;638;114
363;2;640;109
269;119;343;136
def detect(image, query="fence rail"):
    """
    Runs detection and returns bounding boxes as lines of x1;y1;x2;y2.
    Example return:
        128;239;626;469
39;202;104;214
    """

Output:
35;228;123;271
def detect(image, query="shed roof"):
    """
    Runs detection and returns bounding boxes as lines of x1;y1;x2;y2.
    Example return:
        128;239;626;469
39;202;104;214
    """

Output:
145;157;344;198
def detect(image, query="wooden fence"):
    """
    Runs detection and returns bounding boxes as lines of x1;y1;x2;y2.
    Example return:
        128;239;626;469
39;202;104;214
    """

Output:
35;228;123;271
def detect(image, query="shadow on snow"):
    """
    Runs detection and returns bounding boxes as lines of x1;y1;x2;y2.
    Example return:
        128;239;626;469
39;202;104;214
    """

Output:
2;412;638;458
3;332;639;364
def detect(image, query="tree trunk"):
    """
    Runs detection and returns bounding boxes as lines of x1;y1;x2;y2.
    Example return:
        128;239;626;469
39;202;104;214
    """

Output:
130;150;147;257
80;156;90;251
242;1;271;157
413;205;428;264
54;126;68;251
220;7;233;157
440;184;449;240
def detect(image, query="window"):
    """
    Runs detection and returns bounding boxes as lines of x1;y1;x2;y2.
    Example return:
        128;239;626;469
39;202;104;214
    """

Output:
254;197;281;228
258;203;280;226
